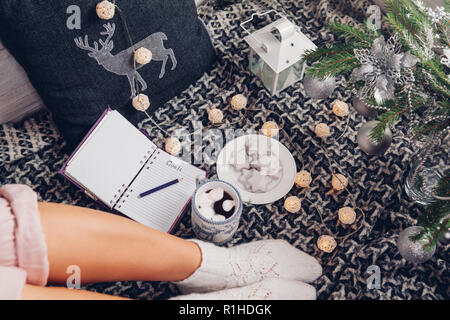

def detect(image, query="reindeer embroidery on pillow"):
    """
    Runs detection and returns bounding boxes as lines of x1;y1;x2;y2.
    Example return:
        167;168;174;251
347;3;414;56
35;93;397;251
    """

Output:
74;23;177;98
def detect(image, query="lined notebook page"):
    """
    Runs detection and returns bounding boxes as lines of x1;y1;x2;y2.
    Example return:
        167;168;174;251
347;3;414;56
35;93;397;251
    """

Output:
64;110;157;208
117;150;205;232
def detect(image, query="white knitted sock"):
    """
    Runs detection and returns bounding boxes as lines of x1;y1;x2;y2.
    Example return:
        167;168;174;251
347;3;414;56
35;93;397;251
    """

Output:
175;239;322;294
171;278;316;300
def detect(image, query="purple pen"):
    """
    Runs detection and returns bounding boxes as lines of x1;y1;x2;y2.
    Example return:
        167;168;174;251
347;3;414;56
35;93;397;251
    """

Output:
138;178;183;198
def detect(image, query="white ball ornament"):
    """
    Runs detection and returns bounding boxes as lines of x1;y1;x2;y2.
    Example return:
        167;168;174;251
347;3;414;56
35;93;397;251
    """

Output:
135;47;152;65
230;94;248;111
208;108;223;124
96;1;115;20
397;226;436;264
132;94;150;112
165;137;182;156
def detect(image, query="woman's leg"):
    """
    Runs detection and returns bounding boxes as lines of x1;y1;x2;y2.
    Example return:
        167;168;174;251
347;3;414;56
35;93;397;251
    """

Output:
38;202;201;285
22;284;130;300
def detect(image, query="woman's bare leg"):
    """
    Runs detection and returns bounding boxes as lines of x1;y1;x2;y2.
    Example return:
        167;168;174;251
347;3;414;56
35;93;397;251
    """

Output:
22;284;130;300
38;202;201;285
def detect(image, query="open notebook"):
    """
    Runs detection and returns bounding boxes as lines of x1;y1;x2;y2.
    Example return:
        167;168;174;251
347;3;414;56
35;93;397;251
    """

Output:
59;107;206;233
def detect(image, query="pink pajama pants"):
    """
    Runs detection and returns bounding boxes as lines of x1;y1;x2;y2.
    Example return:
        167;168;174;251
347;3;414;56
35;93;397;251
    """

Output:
0;185;49;300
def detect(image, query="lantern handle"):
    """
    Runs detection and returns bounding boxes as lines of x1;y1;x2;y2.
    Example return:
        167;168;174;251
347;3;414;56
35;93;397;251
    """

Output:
240;9;285;53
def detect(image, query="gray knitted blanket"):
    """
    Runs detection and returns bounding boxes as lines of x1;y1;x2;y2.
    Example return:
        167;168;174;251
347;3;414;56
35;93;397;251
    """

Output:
0;0;448;299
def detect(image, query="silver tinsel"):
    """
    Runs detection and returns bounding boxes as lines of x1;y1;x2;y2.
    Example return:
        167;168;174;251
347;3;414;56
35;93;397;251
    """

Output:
357;120;392;155
352;36;418;104
397;226;436;264
303;74;336;100
352;95;378;118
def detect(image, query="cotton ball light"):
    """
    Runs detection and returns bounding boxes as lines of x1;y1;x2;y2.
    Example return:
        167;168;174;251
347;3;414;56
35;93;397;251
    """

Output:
132;94;150;111
261;121;279;138
331;174;348;191
135;47;152;65
208;108;223;124
332;100;349;117
230;94;248;111
338;207;356;225
317;235;337;253
96;1;115;20
315;123;330;139
295;170;312;188
284;196;301;213
165;137;182;156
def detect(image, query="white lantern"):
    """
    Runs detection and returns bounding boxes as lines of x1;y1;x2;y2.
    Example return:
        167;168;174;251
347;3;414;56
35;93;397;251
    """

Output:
241;10;317;96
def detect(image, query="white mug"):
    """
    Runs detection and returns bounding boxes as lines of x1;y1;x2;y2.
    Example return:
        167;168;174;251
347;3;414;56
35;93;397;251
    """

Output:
191;180;243;245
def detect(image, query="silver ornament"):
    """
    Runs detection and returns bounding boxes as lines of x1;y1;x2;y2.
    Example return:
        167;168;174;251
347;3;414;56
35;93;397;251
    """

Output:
352;95;378;118
397;226;436;264
352;36;417;104
440;228;450;245
357;120;392;155
303;74;336;100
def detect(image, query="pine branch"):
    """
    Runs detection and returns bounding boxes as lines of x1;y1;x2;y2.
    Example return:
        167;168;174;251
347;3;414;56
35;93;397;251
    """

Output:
414;119;450;137
370;94;426;142
302;45;354;63
305;53;359;79
328;23;373;46
385;0;422;42
411;171;450;249
423;59;450;90
385;0;428;59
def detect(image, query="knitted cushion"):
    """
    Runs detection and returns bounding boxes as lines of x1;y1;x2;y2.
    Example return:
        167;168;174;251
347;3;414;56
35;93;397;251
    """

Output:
0;0;216;151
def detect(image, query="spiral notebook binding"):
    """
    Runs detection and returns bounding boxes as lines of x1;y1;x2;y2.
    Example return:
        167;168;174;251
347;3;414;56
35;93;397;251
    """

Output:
111;148;155;208
146;150;161;170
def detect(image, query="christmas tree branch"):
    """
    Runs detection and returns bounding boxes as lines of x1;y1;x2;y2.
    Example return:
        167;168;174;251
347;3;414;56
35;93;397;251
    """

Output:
302;45;354;63
423;59;450;89
328;23;373;46
411;171;450;249
370;94;426;142
305;53;359;79
386;0;421;41
414;119;450;137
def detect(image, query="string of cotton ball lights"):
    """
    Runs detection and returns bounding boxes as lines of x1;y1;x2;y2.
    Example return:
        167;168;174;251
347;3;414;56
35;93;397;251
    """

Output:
96;0;163;132
281;115;366;261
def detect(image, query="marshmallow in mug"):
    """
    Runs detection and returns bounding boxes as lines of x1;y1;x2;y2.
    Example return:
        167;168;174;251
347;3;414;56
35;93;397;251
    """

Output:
197;187;236;221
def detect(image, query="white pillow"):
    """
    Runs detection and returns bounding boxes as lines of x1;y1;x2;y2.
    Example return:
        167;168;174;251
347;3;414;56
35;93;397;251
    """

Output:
0;41;45;124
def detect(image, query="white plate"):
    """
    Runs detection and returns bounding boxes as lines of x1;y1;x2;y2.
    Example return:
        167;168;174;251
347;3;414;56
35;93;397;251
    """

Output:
217;134;297;204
